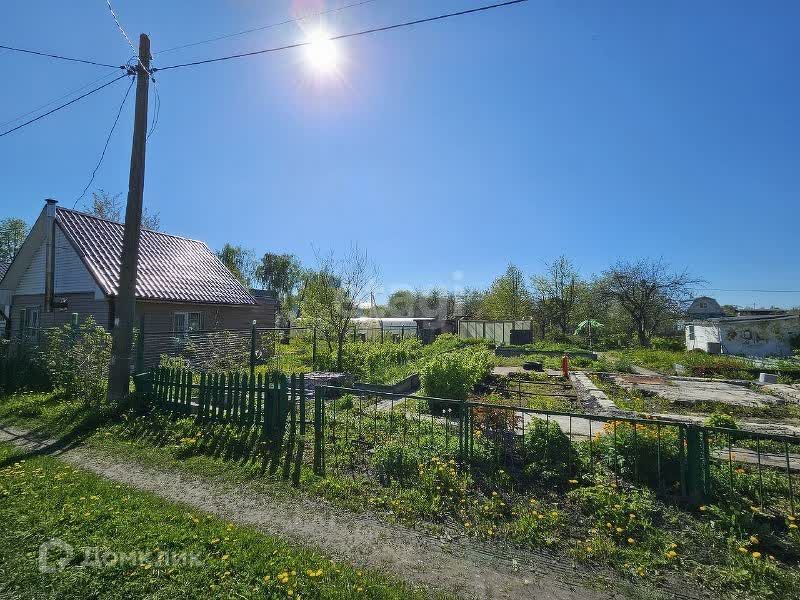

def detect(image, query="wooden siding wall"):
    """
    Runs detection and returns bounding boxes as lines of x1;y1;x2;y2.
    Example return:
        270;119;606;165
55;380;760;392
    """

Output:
15;225;100;296
136;299;277;334
9;293;109;336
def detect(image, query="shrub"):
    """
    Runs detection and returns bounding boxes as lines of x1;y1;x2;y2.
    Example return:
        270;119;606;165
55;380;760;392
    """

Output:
343;338;423;383
373;441;419;485
421;346;493;411
704;412;738;430
0;338;50;394
589;421;682;490
43;317;111;407
417;456;472;517
521;417;579;485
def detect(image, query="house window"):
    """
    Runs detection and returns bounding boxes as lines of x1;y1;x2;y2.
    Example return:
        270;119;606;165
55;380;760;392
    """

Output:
174;312;202;335
20;307;39;337
688;325;695;341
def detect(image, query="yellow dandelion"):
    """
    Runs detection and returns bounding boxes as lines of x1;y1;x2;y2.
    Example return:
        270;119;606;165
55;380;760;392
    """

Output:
752;552;762;559
749;535;759;544
627;538;635;544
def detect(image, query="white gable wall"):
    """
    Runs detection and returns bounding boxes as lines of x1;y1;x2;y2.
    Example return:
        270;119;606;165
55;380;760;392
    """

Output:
13;225;100;296
685;323;720;352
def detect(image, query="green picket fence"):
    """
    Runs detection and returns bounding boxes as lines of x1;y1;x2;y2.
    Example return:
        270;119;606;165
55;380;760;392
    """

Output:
148;367;307;443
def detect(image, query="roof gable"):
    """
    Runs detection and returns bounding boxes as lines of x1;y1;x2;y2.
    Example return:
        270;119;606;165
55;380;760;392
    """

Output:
56;208;255;305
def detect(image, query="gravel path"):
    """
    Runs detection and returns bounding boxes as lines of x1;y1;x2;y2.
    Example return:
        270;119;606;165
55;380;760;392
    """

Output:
0;424;631;600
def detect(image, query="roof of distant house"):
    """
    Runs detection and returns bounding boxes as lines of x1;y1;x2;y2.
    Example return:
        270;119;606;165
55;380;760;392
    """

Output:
56;207;256;305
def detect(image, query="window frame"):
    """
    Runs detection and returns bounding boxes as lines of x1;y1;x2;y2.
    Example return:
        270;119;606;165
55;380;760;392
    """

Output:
173;311;202;335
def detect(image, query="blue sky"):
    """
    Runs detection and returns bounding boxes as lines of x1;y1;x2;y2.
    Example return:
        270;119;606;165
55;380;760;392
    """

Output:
1;1;798;307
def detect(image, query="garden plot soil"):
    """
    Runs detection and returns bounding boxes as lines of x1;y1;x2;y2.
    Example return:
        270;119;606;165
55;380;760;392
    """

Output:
610;374;781;408
0;424;673;600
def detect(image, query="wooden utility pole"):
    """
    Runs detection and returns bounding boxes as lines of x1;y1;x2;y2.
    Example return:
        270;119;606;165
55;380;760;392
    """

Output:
108;34;151;402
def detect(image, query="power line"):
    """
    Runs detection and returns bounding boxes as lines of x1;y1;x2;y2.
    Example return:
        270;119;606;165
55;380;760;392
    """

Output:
699;288;800;294
0;43;122;69
147;80;161;140
155;0;382;56
0;69;121;129
0;73;129;138
105;0;152;77
154;0;530;72
73;76;135;207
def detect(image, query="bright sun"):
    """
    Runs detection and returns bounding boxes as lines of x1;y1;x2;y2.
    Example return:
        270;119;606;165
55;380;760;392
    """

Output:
304;29;340;75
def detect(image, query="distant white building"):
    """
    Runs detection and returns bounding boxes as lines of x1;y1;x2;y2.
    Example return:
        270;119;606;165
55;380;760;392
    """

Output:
685;315;800;357
686;296;725;319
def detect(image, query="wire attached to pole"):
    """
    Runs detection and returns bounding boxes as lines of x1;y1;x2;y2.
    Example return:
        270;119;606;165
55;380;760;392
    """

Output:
0;73;129;138
73;75;136;207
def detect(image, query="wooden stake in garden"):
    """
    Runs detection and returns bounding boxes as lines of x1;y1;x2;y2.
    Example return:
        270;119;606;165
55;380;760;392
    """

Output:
108;34;151;403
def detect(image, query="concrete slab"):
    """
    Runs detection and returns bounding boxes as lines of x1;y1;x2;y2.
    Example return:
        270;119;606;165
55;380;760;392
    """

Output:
610;374;782;408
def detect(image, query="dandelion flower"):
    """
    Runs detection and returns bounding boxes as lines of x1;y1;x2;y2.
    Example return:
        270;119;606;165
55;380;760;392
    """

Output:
665;550;677;559
752;552;762;559
627;538;635;544
738;547;747;553
749;535;759;544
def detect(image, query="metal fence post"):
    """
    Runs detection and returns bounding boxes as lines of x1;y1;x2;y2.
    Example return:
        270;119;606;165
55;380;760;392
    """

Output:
249;320;257;379
313;386;323;475
685;425;705;504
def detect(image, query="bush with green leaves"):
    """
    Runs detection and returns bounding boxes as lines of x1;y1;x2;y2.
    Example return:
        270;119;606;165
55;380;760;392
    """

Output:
588;421;682;491
0;338;50;394
704;412;738;430
373;441;420;485
342;337;423;383
42;316;112;407
521;416;579;485
420;346;493;410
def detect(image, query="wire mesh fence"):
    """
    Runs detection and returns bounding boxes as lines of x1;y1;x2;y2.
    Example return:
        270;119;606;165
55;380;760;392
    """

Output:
315;385;799;515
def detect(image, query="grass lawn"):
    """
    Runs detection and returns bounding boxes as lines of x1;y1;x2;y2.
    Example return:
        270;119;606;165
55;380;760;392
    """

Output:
602;349;800;383
2;391;800;599
0;440;442;600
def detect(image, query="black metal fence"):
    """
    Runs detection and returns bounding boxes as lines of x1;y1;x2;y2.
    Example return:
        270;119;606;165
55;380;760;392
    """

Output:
314;385;799;515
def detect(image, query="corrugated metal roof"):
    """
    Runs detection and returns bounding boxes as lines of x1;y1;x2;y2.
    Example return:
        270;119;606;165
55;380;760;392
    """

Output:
56;207;255;305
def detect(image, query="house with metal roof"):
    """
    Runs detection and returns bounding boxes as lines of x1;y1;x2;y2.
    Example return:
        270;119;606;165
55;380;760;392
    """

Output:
0;199;276;339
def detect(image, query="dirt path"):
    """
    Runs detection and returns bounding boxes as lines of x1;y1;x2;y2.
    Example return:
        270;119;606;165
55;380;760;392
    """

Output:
0;424;637;600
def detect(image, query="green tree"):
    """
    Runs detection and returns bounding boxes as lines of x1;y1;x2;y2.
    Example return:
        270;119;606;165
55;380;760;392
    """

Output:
601;259;700;347
482;264;531;320
254;253;303;316
216;243;256;287
0;217;29;264
299;246;379;370
532;255;580;335
385;289;415;316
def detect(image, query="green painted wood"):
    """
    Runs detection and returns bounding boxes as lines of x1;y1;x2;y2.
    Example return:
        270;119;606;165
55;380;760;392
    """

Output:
198;372;206;420
248;373;255;425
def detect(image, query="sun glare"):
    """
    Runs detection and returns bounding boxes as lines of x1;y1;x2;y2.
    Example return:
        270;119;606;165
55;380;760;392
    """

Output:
304;28;340;75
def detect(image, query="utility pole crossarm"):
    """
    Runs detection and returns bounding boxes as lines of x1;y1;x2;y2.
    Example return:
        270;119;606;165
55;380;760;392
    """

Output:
108;33;150;403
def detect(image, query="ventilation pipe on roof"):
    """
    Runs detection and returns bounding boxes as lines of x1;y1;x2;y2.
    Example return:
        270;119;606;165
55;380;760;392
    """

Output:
43;198;57;312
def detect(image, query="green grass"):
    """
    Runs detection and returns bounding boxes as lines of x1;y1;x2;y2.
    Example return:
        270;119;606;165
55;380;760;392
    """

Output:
0;442;441;600
3;391;800;599
602;349;800;383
